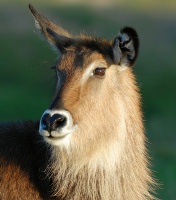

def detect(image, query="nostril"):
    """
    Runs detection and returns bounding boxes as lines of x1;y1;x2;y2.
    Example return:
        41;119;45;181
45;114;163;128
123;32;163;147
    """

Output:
41;113;51;131
50;114;67;130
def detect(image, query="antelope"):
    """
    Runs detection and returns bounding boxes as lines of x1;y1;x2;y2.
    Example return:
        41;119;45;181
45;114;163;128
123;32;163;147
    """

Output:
0;4;156;200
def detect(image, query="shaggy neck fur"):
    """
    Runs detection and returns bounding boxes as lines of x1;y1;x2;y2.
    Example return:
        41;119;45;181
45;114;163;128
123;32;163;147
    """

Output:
46;69;155;200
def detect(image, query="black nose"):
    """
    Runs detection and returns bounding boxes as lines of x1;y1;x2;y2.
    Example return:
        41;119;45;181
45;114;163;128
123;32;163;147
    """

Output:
41;113;66;132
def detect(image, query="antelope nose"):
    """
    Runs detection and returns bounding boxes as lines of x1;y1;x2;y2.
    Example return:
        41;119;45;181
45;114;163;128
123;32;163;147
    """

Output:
41;113;66;132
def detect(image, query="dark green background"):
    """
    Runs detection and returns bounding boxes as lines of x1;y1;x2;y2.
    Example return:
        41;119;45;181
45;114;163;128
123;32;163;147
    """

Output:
0;1;176;199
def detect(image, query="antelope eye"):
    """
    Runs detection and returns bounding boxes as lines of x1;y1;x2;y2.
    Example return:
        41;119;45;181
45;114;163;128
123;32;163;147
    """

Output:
93;68;106;76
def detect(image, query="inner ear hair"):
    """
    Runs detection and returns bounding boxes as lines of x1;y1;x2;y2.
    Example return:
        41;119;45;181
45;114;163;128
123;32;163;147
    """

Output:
113;27;139;67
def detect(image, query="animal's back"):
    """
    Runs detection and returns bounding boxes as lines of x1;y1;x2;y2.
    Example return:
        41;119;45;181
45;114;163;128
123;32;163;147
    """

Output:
0;121;53;200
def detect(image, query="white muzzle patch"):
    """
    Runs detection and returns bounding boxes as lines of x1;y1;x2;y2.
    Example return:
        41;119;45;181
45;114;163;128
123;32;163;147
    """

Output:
39;109;77;146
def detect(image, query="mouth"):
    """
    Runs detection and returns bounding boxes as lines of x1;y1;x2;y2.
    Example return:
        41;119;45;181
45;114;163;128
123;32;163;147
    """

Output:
44;132;71;146
48;134;66;139
39;125;77;146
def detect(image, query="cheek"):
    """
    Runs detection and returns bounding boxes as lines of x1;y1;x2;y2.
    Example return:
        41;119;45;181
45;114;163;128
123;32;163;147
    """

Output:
62;71;117;125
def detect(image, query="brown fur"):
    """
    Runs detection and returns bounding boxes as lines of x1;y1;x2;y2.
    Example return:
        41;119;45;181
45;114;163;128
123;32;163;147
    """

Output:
47;64;155;199
0;158;41;200
0;5;157;200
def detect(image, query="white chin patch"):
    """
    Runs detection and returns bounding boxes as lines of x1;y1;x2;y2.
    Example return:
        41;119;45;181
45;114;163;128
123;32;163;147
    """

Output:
44;133;71;146
39;125;77;147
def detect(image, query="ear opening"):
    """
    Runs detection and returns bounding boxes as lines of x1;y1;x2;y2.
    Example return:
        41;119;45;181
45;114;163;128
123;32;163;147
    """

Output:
113;27;139;67
28;4;72;53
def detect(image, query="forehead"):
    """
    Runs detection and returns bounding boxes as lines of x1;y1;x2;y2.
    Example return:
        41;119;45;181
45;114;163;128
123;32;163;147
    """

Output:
57;37;113;71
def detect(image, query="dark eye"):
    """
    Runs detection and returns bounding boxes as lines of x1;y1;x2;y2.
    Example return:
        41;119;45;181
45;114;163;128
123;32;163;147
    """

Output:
93;68;106;76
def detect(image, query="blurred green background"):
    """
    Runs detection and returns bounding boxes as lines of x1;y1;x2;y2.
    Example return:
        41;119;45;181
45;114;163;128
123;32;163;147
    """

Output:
0;0;176;199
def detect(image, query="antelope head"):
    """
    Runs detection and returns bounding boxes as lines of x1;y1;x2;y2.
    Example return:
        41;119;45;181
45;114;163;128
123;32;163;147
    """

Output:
29;5;139;152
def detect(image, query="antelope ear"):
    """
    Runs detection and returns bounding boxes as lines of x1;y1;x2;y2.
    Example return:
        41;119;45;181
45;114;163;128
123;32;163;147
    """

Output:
112;27;139;67
28;4;73;53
